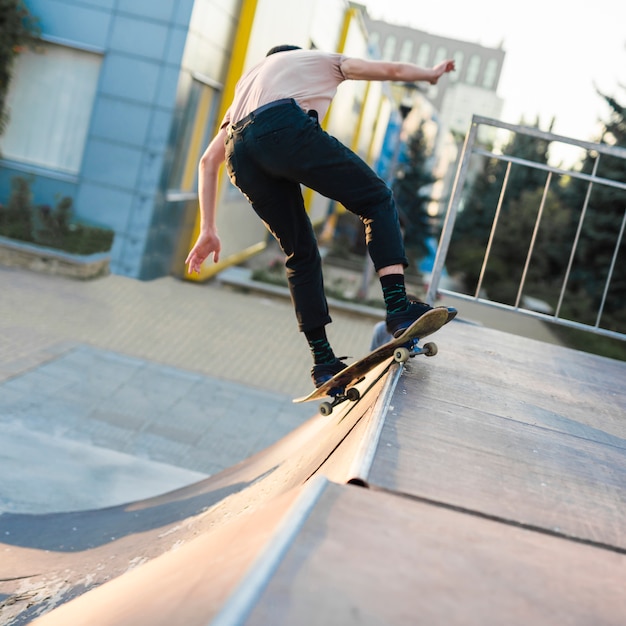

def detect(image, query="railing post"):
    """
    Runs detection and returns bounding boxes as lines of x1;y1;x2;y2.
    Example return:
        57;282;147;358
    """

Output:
426;116;480;305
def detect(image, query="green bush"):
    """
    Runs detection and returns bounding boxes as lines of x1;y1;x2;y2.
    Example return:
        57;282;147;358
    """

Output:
0;176;114;255
0;175;32;241
0;0;40;136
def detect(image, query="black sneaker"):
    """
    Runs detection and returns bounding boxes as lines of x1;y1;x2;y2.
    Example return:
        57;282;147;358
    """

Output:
386;301;458;338
311;358;348;389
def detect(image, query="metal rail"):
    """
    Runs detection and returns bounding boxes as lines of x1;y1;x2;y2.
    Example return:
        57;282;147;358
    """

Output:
426;115;626;342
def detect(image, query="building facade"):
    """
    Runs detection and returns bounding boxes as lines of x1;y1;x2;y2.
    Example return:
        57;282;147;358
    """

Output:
1;0;395;280
363;15;505;140
362;14;506;220
6;1;495;280
1;0;237;278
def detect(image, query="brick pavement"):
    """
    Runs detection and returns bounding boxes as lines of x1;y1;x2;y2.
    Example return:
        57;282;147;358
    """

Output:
0;266;378;393
0;266;380;512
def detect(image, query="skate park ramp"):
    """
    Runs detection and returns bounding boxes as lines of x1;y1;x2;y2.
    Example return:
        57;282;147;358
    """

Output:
1;321;625;625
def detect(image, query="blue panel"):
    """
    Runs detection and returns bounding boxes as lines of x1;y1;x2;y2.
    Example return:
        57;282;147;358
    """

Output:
155;65;181;110
29;176;79;207
61;0;115;9
99;53;161;104
171;0;195;27
146;109;174;151
29;0;112;49
81;139;143;190
75;182;135;230
127;193;157;231
0;164;78;206
110;231;146;277
91;97;152;147
165;26;188;65
108;232;141;276
116;0;177;23
109;15;170;61
137;153;166;193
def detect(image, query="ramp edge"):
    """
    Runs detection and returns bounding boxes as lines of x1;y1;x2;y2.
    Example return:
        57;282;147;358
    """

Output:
346;362;403;486
210;476;329;626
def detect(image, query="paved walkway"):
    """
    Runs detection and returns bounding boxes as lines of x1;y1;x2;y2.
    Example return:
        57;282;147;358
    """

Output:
0;266;378;513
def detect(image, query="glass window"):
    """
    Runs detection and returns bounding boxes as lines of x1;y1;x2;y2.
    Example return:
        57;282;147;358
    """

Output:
0;42;102;174
433;46;447;65
382;35;396;60
416;42;430;66
466;54;481;85
399;39;413;62
483;58;498;89
450;51;464;82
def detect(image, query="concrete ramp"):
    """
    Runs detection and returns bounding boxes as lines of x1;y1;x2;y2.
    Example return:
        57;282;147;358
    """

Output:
3;322;626;625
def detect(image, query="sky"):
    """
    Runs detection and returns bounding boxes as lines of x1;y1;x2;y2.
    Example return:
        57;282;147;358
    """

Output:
363;0;625;154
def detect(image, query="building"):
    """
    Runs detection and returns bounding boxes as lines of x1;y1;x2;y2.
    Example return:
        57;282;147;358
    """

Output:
1;0;393;280
362;15;505;140
362;13;506;220
1;0;238;279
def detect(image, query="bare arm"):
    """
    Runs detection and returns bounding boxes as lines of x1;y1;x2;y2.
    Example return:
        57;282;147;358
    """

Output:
185;127;227;274
340;57;455;85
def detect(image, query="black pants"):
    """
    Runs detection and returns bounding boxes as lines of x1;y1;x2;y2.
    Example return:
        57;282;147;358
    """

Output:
225;99;408;332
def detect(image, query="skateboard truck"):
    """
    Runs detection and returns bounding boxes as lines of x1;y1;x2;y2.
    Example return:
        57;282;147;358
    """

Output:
319;385;361;416
318;339;438;416
393;338;438;363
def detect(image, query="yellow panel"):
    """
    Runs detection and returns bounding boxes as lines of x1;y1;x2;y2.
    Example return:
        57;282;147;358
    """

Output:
185;0;259;282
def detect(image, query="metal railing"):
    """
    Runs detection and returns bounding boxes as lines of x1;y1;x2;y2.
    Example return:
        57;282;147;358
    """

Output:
426;115;626;342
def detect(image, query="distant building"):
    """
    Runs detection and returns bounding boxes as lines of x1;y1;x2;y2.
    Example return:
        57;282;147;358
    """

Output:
363;15;505;141
362;14;506;220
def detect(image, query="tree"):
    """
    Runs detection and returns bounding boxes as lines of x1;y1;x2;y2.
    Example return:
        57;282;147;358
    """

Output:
0;0;39;135
557;88;626;329
447;118;555;296
391;122;435;264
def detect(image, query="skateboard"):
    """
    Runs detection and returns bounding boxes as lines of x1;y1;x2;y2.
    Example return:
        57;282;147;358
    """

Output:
294;307;449;416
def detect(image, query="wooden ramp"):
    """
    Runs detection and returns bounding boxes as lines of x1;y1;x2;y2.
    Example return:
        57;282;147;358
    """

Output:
3;322;625;625
241;323;626;625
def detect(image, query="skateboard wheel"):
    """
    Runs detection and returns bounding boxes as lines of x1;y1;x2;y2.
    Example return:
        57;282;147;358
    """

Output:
346;387;360;402
394;347;410;363
319;402;333;416
423;341;438;357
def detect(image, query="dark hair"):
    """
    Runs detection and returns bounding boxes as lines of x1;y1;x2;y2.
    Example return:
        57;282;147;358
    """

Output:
266;45;302;56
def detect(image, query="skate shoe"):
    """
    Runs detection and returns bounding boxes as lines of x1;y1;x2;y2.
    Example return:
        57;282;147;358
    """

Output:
386;301;457;338
311;358;348;389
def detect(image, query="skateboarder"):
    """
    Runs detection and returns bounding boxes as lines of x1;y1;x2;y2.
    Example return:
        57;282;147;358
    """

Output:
186;46;457;388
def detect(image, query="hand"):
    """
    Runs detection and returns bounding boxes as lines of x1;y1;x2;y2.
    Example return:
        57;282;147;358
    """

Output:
429;59;455;84
185;229;221;274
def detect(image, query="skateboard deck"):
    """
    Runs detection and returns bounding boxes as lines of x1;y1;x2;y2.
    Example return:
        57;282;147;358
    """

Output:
294;307;449;415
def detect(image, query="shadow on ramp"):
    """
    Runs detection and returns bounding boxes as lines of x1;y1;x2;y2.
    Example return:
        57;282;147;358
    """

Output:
0;360;397;625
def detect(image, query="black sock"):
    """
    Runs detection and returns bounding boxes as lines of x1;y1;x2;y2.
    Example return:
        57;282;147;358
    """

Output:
380;274;409;314
304;326;336;365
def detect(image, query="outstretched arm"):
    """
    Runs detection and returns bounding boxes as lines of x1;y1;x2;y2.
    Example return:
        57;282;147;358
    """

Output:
185;127;227;274
340;57;455;85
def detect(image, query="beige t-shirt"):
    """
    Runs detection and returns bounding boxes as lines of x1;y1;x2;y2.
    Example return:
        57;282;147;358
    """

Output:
221;50;347;128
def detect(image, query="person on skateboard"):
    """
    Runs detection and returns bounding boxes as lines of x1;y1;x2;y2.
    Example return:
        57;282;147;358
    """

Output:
186;46;457;388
